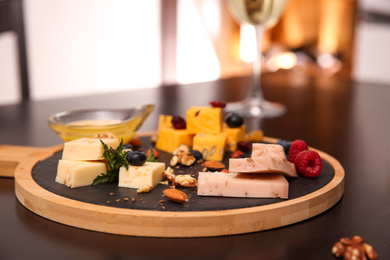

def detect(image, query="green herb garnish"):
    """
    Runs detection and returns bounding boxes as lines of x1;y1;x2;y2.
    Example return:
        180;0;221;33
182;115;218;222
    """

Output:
146;148;159;162
92;139;129;185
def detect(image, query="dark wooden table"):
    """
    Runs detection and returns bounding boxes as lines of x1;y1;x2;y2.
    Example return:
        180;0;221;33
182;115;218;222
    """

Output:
1;72;389;259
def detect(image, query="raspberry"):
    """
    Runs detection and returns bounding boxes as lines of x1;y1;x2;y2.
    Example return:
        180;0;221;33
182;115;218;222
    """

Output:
210;101;226;108
171;116;186;129
294;150;322;178
288;139;308;163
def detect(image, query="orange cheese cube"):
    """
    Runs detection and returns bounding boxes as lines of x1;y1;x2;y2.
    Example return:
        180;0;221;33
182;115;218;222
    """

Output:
158;114;173;131
193;133;227;161
222;123;246;152
186;107;222;135
156;127;193;154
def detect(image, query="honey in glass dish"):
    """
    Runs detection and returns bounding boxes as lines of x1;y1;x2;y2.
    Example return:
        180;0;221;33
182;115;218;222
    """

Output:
52;118;138;143
48;105;155;144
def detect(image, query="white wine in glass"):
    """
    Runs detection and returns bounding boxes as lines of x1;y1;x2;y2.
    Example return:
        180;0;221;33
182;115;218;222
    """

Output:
226;0;289;117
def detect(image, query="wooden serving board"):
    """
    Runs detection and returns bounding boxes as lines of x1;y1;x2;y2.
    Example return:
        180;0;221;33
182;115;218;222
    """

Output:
0;135;345;237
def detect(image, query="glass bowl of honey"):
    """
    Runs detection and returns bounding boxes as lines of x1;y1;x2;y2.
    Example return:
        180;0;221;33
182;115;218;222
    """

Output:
48;104;154;143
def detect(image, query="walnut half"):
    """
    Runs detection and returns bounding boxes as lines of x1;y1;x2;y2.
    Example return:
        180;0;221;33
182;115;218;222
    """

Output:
163;167;197;187
170;151;196;167
332;236;378;260
174;175;197;187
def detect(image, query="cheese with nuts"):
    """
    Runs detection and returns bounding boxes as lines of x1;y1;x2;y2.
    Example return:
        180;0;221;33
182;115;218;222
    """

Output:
193;132;227;161
229;157;297;178
55;160;107;188
222;123;246;152
229;143;297;178
118;162;165;191
61;137;119;161
197;172;289;198
156;127;194;154
251;143;287;159
186;106;222;135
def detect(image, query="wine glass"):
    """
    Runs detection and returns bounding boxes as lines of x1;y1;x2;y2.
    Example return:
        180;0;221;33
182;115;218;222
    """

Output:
225;0;289;117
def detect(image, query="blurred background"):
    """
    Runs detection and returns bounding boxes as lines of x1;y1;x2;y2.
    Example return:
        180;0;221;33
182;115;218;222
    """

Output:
1;0;389;105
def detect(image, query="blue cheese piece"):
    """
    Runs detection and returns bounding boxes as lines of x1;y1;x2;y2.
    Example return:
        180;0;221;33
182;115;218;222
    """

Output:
62;137;119;161
118;162;165;191
55;159;107;188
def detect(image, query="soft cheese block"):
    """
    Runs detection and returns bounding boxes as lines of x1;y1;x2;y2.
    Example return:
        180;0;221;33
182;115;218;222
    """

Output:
186;106;222;135
55;159;107;188
229;157;297;178
251;143;287;159
193;132;227;161
229;143;298;178
118;162;165;190
197;172;289;198
156;127;194;154
62;137;119;161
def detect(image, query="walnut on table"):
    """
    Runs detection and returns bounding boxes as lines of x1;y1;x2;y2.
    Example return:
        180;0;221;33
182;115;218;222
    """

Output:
332;236;377;260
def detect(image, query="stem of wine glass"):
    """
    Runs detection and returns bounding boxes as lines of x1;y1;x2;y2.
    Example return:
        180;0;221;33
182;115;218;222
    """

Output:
225;22;286;118
249;26;264;103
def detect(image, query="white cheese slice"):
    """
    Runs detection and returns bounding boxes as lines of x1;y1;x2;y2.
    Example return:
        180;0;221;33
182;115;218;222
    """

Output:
197;171;289;199
118;162;165;190
55;159;107;188
61;137;119;161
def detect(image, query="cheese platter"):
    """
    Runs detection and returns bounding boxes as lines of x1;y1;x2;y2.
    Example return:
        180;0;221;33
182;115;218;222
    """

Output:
0;134;345;237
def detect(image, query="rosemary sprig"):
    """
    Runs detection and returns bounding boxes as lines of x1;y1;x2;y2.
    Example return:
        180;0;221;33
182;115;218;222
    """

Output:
92;139;129;185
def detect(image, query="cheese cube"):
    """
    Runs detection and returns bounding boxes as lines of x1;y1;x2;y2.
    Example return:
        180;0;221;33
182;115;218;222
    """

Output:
193;133;227;161
222;123;246;152
197;172;289;199
118;162;165;190
158;114;173;131
62;137;119;161
186;107;222;135
156;127;193;154
55;160;107;188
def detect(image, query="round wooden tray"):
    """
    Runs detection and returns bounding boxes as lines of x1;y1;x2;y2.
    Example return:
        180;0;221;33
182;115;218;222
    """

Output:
4;136;345;237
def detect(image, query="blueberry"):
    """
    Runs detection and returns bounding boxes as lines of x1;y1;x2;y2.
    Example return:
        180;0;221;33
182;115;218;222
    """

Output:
123;144;133;150
189;150;202;161
126;151;147;166
276;139;291;155
226;113;244;128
